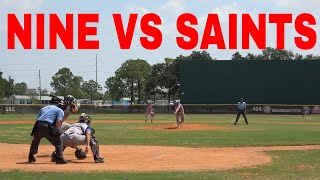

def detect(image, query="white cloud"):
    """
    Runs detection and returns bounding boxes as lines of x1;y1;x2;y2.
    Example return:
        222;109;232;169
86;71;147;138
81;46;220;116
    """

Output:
270;0;319;10
125;4;150;14
1;0;44;13
160;0;185;15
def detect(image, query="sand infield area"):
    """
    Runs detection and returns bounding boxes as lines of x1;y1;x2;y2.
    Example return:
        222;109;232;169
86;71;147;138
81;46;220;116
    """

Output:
2;143;320;172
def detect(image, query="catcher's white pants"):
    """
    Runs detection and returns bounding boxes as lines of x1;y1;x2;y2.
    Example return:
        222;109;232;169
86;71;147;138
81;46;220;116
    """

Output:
61;122;71;132
61;133;86;147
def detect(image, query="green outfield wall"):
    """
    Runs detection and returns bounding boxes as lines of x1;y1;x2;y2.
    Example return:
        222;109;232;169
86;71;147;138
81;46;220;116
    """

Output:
180;60;320;105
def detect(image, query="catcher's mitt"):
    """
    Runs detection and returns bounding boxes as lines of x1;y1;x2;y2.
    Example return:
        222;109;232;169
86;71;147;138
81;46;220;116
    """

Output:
75;148;87;160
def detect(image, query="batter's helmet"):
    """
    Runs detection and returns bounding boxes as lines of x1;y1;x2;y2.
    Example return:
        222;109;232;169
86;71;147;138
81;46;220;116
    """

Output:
65;95;75;105
78;113;91;124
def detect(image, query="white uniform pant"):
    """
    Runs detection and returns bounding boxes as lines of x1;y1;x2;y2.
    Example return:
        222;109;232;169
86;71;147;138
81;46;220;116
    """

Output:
61;122;72;132
61;133;86;147
175;113;185;127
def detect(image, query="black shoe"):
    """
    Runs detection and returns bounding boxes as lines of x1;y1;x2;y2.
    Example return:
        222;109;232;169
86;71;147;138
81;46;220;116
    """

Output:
55;158;68;164
28;154;36;163
94;156;105;163
50;151;57;162
233;123;237;125
94;157;104;163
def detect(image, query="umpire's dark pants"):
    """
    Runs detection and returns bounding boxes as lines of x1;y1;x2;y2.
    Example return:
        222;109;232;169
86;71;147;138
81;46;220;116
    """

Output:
235;109;248;124
29;121;64;160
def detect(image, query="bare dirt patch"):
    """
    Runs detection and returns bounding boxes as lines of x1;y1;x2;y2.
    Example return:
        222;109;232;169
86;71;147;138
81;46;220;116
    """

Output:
291;164;314;171
135;124;234;131
1;143;320;172
0;143;270;172
0;120;171;125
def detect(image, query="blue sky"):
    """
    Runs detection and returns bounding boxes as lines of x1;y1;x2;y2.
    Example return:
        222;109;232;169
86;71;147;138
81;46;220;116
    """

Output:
0;0;319;92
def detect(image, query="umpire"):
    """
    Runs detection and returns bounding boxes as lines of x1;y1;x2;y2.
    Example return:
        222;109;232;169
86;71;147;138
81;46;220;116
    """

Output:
234;98;249;125
28;96;68;164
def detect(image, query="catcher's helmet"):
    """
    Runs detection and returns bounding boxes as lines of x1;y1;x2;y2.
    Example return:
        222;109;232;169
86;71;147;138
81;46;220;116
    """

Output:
78;113;91;124
65;95;75;104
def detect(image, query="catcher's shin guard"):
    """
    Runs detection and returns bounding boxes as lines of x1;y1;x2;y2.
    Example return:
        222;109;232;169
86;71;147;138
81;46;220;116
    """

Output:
90;136;100;157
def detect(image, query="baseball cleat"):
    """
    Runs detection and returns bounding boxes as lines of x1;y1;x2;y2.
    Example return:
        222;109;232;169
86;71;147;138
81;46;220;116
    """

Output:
94;156;105;163
55;158;68;164
28;154;36;163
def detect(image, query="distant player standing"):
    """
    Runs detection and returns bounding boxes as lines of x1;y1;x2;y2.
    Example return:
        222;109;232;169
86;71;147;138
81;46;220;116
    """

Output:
145;102;154;123
234;98;249;125
173;100;185;128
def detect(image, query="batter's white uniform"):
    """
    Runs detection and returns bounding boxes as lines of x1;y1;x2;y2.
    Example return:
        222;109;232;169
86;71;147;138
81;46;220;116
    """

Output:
61;106;73;132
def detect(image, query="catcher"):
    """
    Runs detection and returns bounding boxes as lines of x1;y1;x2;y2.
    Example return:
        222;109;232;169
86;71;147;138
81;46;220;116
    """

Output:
145;102;155;123
173;100;185;128
53;113;104;163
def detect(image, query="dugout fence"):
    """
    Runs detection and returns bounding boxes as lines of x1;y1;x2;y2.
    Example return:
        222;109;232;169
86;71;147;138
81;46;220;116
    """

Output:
1;104;320;115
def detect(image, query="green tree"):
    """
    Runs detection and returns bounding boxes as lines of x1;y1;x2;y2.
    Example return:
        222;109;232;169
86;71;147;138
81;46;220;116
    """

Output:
294;53;304;60
50;68;85;98
105;76;126;101
82;80;103;100
147;61;179;104
4;76;15;97
14;82;27;95
176;51;214;61
303;54;320;60
0;72;6;99
261;47;294;60
116;59;151;104
231;51;246;60
245;53;257;60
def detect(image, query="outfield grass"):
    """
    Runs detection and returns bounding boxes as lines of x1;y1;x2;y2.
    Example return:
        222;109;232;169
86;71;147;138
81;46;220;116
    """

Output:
0;113;320;179
0;114;319;147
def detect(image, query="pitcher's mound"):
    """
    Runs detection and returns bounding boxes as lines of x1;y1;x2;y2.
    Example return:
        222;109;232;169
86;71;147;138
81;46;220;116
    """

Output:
136;124;233;131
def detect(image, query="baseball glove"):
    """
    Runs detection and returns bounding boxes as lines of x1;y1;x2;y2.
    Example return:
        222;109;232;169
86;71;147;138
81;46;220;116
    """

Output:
75;148;87;160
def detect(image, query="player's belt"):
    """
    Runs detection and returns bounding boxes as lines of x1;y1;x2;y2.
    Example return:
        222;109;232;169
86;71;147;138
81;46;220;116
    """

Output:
64;132;76;136
37;120;53;124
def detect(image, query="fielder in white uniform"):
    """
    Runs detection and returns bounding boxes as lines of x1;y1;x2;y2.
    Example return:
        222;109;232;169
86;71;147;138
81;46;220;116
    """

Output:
173;100;185;128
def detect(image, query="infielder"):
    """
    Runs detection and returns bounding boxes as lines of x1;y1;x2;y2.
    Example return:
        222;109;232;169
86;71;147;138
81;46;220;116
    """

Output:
145;102;155;123
234;98;249;125
173;100;185;128
59;113;104;163
28;96;68;164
